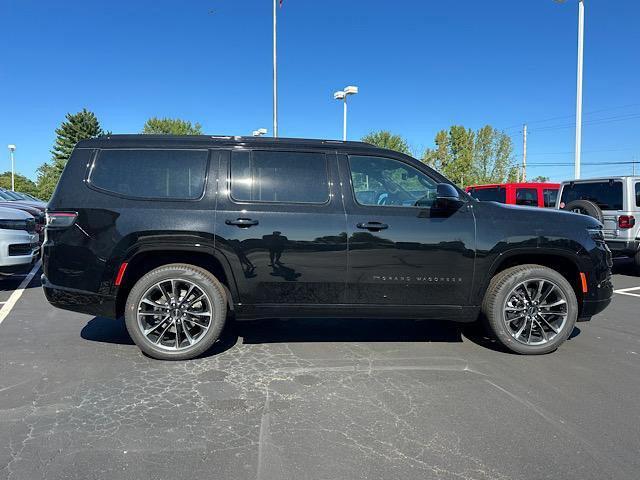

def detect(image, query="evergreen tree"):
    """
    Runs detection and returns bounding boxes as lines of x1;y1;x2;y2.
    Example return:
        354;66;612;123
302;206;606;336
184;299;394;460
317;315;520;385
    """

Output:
36;109;105;200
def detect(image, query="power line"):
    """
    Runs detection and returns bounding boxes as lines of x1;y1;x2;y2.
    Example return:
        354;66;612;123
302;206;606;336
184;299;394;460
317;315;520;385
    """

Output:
528;112;640;133
500;102;640;131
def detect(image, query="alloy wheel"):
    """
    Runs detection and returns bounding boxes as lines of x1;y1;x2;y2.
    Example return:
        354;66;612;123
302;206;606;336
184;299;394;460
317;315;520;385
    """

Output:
136;278;212;351
502;278;569;346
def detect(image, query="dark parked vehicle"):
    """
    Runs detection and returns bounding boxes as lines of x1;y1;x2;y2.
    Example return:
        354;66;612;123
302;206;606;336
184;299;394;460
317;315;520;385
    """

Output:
42;135;613;359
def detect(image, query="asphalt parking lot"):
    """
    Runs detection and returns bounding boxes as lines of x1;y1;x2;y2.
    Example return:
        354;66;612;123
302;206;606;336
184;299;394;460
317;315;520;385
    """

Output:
1;262;639;480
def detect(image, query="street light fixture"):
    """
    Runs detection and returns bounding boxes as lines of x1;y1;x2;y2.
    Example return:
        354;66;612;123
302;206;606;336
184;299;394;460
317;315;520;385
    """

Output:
7;145;16;191
556;0;585;179
333;85;358;141
252;128;268;137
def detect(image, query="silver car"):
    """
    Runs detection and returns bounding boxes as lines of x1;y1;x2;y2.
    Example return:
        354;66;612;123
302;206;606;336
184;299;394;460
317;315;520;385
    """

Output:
557;176;640;271
0;206;39;275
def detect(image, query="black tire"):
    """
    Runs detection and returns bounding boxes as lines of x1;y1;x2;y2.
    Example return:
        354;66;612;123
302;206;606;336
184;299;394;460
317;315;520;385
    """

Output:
564;199;604;223
634;251;640;275
482;264;578;355
124;263;227;360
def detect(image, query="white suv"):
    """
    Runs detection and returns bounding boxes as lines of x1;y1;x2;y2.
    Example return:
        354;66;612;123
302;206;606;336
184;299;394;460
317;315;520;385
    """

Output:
0;206;39;275
557;176;640;271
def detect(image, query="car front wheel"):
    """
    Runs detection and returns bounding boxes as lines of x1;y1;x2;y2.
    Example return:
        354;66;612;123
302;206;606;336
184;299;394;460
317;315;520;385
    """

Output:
482;265;578;354
124;264;227;360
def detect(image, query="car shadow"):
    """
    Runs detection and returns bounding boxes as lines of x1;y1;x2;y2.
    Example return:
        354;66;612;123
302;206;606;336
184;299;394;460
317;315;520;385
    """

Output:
612;258;638;277
81;316;582;358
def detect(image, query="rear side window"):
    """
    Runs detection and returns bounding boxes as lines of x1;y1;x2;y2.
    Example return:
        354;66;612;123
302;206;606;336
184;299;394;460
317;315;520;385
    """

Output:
515;188;538;207
636;183;640;207
230;150;328;203
543;189;558;208
470;187;506;203
560;181;623;210
90;149;208;200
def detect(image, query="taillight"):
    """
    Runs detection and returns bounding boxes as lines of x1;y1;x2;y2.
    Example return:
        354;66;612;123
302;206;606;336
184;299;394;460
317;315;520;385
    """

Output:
618;215;635;229
46;212;78;229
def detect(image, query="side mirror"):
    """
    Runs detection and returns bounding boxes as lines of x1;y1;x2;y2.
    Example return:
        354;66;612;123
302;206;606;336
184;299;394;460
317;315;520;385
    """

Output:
434;183;463;211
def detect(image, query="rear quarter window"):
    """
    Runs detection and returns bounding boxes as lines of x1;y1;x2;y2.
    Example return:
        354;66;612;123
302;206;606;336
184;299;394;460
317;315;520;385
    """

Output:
560;181;623;211
89;149;208;200
636;182;640;207
543;189;558;208
469;187;506;203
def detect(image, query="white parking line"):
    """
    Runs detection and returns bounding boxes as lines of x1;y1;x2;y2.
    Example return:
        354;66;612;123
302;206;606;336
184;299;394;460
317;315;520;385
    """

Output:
0;261;41;326
614;286;640;298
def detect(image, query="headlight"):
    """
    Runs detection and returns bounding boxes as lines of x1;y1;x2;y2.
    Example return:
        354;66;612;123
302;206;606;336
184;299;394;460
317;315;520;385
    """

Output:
587;228;605;242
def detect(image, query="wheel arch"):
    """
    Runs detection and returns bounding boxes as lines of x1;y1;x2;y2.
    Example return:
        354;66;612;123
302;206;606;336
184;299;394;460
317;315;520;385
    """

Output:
114;246;237;319
480;249;585;312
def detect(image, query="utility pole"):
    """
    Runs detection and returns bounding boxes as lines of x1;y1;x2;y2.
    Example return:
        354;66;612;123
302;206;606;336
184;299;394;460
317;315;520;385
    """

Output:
522;124;527;182
272;0;278;137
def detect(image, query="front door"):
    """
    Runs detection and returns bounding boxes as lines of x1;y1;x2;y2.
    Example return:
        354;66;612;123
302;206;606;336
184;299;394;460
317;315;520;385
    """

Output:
215;149;347;306
339;154;476;306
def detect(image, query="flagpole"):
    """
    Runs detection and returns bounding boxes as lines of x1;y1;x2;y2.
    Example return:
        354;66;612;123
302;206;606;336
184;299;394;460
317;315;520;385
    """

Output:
272;0;278;137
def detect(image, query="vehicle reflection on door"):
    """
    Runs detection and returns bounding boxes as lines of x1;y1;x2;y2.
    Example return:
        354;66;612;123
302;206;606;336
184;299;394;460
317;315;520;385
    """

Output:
263;231;301;281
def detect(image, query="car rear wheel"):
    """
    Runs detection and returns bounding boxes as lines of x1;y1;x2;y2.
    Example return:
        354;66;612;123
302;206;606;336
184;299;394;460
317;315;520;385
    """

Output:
482;265;578;354
124;264;227;360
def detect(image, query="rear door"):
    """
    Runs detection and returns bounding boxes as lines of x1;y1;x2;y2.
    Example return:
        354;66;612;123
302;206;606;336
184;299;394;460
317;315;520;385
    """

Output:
339;153;476;306
215;148;347;305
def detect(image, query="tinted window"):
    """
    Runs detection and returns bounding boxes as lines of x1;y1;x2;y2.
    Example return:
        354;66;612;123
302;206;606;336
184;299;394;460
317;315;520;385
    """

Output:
470;187;506;203
560;181;623;210
636;183;640;207
349;155;437;208
515;188;538;207
543;189;558;208
91;149;208;199
230;150;328;203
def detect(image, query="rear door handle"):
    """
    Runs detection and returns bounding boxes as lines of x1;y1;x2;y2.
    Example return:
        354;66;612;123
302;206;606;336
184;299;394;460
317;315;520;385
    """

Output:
357;222;388;231
225;218;259;228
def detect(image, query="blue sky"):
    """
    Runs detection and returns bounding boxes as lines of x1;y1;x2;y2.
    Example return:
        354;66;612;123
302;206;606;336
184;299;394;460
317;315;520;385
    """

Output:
1;0;638;182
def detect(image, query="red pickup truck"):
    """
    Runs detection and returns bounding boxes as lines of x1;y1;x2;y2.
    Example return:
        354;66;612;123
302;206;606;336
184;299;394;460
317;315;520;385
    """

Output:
466;182;560;208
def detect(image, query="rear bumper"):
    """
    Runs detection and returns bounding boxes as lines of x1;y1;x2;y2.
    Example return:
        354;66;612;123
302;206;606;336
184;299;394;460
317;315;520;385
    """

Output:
41;274;117;318
606;239;639;258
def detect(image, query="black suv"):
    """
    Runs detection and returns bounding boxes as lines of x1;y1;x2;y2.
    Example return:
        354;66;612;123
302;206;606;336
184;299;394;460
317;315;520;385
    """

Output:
42;135;613;359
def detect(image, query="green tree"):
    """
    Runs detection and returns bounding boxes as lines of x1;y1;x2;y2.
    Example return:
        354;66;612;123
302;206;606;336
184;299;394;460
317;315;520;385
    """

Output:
361;131;411;155
0;171;39;196
423;125;515;187
36;109;106;200
531;175;550;183
142;117;202;135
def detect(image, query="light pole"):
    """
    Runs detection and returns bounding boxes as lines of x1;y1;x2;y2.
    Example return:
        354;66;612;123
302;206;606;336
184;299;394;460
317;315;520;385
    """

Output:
252;128;268;137
333;85;358;141
272;0;278;137
7;145;16;191
556;0;585;179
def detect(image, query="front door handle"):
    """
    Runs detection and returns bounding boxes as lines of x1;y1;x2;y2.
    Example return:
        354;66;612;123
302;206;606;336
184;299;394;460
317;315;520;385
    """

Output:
357;222;388;231
225;218;259;228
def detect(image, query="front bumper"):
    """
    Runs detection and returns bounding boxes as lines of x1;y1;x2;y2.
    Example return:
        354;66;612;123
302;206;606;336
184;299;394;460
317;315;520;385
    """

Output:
42;275;117;318
0;231;39;273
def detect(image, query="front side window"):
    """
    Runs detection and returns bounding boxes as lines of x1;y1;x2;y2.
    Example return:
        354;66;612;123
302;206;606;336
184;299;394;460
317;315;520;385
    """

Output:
543;188;558;208
470;187;507;203
90;149;208;200
348;155;437;208
516;188;538;207
230;150;328;203
560;181;623;211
